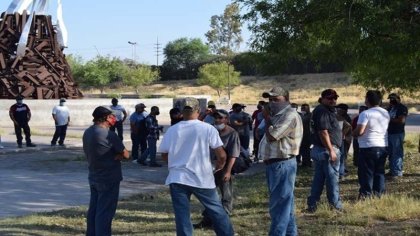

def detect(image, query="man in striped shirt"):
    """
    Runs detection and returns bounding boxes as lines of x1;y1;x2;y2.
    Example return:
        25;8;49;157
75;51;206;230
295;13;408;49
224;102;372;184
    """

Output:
259;86;303;236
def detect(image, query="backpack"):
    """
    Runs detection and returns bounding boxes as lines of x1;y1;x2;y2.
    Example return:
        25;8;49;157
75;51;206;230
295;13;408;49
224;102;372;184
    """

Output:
231;148;252;174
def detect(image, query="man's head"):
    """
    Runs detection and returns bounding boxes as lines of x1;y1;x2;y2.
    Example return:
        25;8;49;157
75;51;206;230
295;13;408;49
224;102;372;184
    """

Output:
92;106;116;126
59;98;66;106
290;103;298;111
301;103;310;114
150;106;160;116
231;103;245;113
207;100;217;113
336;103;348;116
111;98;118;106
214;109;229;131
262;86;290;115
320;89;339;107
257;100;265;110
135;103;146;113
16;95;24;105
365;90;382;107
359;105;368;113
182;97;200;119
388;93;400;106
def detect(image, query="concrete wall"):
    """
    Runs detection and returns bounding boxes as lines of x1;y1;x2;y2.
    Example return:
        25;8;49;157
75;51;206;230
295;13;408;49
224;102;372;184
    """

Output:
0;96;211;126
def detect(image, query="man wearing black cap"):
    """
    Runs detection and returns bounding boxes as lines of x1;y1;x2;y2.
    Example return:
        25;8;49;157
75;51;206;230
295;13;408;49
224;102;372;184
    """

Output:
159;97;234;236
230;103;252;153
307;88;343;213
259;86;303;236
83;106;129;236
386;93;408;179
129;103;148;163
110;98;127;141
9;95;36;148
51;98;70;147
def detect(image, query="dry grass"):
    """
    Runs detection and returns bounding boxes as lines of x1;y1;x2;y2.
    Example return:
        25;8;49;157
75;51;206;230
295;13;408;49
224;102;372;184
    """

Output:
85;73;420;109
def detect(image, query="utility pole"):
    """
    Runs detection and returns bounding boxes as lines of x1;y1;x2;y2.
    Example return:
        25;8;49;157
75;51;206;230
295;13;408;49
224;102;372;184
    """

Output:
154;37;161;67
128;41;137;62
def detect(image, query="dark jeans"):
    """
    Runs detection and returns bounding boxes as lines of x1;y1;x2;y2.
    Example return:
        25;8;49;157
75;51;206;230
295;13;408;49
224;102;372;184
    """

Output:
239;134;250;151
358;147;387;198
110;121;124;140
14;122;31;145
86;181;120;236
169;183;234;236
353;138;359;167
139;137;157;164
51;124;68;145
299;142;311;166
130;133;147;160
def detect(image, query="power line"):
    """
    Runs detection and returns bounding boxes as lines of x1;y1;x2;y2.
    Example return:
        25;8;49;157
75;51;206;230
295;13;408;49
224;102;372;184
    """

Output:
154;36;161;67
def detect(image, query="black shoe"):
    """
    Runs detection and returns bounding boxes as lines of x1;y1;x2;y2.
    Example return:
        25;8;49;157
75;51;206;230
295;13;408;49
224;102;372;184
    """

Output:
18;144;23;148
304;207;316;213
26;143;37;147
59;143;66;147
193;220;213;229
51;143;56;146
149;163;162;167
138;160;148;166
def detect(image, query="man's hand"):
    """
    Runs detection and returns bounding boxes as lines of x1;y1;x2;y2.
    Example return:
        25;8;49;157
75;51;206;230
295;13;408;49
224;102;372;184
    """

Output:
223;172;232;182
329;149;337;163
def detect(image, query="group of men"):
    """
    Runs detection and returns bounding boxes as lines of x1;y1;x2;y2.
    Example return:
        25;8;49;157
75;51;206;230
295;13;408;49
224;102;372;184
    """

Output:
8;95;70;148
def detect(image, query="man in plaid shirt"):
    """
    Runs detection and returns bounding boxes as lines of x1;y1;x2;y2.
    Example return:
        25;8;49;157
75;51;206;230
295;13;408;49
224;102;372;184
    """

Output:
259;86;303;236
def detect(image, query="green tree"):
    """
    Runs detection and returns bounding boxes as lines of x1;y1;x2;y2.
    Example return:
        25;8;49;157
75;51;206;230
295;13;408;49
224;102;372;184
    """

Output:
162;38;210;80
197;61;240;98
205;3;243;56
122;65;159;94
66;54;85;85
237;0;420;92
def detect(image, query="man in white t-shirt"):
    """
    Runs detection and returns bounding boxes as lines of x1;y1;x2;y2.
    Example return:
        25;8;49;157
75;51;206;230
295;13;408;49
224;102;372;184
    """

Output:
51;98;70;146
110;98;127;140
159;97;234;236
352;90;390;199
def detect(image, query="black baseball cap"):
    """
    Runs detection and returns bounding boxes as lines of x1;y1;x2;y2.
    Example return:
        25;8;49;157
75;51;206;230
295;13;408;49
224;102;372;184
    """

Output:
92;106;113;119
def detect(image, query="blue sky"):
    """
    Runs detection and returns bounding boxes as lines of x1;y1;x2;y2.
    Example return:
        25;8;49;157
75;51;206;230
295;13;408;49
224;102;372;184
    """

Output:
0;0;250;65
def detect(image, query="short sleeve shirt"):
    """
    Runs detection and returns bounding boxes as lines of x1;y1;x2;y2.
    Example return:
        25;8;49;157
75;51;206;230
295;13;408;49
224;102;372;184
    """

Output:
311;104;342;147
110;105;126;121
387;103;408;134
357;107;390;148
83;125;125;183
10;104;30;124
159;120;223;189
52;105;70;126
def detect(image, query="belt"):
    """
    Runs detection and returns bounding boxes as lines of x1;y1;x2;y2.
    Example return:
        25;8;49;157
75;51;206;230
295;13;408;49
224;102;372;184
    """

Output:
264;155;296;165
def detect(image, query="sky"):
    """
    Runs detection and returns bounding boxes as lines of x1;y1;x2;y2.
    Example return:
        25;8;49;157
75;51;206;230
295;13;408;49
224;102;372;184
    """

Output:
0;0;251;65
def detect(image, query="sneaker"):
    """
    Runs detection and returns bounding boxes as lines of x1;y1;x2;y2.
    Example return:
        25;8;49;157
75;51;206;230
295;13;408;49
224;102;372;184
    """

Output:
149;163;162;167
59;143;66;147
26;143;37;147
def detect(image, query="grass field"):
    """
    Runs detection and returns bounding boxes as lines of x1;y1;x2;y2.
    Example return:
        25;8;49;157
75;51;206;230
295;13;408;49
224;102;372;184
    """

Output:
0;134;419;235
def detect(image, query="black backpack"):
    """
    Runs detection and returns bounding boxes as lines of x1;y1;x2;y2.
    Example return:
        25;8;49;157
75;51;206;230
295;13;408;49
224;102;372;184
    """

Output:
231;148;252;174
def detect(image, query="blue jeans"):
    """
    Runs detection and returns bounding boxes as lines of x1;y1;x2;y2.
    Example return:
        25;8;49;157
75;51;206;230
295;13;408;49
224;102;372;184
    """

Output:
339;140;347;176
51;124;68;145
169;183;234;236
388;133;405;176
358;147;387;198
266;158;297;236
307;145;342;211
139;137;157;164
86;181;120;236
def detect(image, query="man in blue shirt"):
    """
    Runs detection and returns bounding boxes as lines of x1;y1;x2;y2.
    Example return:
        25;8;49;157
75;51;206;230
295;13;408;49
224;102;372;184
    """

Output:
129;103;148;163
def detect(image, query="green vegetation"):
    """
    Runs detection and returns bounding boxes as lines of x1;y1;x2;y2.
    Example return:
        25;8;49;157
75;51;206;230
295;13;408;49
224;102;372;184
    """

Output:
236;0;420;92
197;61;240;98
0;134;419;235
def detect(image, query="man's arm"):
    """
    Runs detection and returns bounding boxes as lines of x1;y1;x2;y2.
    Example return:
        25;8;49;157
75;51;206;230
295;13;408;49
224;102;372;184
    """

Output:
319;130;337;162
27;105;31;121
122;109;128;122
223;157;236;182
213;146;227;172
391;115;406;124
52;114;58;125
352;124;366;138
265;115;295;142
115;148;129;160
9;107;18;125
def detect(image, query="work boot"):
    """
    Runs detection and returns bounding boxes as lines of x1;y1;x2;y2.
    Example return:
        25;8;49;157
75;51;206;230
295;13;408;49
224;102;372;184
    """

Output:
26;143;37;147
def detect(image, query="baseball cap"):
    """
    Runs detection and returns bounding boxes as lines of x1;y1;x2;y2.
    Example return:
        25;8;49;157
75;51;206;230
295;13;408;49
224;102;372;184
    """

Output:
207;100;216;106
111;98;118;103
60;98;66;103
336;103;348;111
182;97;200;111
232;103;246;109
321;89;339;99
215;109;229;118
135;103;146;109
92;106;113;119
262;86;289;98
